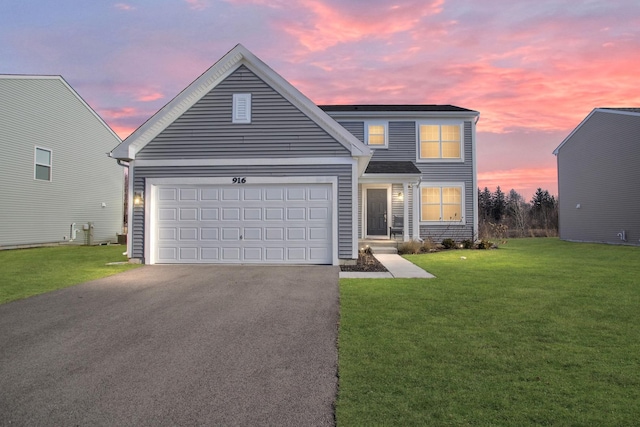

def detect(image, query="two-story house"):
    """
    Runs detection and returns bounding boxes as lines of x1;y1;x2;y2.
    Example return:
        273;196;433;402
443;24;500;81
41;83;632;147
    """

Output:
1;75;124;249
110;44;478;265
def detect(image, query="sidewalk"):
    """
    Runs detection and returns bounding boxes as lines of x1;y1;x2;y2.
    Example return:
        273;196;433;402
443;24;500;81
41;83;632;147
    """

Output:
339;253;435;279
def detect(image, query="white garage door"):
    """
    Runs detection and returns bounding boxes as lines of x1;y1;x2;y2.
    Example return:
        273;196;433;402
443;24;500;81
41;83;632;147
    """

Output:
152;183;332;264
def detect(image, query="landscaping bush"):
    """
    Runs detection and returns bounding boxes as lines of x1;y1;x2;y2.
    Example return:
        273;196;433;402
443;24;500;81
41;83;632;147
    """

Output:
461;239;474;249
398;239;422;255
476;239;493;249
441;238;456;249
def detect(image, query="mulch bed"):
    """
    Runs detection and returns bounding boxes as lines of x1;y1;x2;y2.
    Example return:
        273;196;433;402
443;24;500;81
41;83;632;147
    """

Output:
340;251;388;272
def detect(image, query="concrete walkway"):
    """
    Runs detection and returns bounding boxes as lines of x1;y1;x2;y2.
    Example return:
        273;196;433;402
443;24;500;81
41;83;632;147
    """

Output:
339;254;435;279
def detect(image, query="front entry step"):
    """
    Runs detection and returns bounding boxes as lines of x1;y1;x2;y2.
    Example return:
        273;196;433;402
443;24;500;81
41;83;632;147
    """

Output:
369;245;398;255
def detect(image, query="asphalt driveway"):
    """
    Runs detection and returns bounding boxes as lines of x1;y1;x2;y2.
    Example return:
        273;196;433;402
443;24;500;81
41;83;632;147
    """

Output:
0;265;340;426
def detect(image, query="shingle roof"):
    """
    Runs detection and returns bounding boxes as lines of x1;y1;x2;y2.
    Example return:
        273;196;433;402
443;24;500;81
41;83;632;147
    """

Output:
319;104;476;113
600;108;640;113
364;161;421;174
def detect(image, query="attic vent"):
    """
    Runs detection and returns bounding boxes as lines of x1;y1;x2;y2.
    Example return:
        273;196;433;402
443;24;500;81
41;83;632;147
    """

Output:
232;93;251;124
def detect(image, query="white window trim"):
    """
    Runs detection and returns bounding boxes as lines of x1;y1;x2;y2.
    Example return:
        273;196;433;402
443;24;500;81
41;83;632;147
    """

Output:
416;121;464;163
34;146;52;181
232;93;251;124
365;120;388;148
419;182;466;225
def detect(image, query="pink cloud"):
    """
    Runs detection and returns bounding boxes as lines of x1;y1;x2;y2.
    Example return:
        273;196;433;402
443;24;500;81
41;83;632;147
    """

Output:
278;0;445;51
114;3;135;11
184;0;210;10
135;91;164;102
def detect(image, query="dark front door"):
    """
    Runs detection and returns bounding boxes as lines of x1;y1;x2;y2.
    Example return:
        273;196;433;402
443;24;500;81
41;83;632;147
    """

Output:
367;189;387;236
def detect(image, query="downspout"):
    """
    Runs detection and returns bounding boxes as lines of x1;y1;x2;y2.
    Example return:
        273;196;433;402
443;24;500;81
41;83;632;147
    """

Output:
110;153;131;257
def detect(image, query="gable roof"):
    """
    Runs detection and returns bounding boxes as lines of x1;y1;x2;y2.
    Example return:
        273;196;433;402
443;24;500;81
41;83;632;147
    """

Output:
0;74;121;142
110;44;370;161
553;107;640;155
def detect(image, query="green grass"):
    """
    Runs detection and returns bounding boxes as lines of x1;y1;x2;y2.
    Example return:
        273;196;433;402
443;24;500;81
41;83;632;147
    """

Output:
338;238;640;426
0;245;140;304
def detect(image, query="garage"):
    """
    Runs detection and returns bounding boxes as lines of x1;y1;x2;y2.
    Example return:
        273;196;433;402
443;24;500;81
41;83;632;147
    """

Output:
150;182;333;264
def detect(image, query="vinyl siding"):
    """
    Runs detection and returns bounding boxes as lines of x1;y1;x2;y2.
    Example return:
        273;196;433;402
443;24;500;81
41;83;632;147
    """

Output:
137;66;350;159
557;111;640;245
131;164;353;261
343;119;475;241
0;77;123;247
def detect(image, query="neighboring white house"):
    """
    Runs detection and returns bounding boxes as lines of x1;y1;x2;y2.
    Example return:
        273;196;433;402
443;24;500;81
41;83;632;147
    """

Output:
553;108;640;246
110;44;479;265
0;75;124;248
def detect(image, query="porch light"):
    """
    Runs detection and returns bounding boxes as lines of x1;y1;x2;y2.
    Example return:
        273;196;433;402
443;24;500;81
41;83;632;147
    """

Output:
133;191;144;207
397;191;404;201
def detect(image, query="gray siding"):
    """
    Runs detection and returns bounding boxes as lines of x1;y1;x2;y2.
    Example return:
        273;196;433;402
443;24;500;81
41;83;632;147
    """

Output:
0;77;123;247
131;164;353;261
138;66;350;159
418;121;475;241
557;111;640;245
344;120;475;241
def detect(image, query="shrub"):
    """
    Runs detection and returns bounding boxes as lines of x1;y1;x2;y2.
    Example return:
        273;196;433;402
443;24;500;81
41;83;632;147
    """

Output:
398;239;422;255
422;238;437;252
476;240;493;249
442;238;456;249
461;239;474;249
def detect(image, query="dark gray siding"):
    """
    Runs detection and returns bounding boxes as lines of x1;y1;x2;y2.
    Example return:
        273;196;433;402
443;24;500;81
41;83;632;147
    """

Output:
137;66;350;159
557;111;640;245
131;164;353;261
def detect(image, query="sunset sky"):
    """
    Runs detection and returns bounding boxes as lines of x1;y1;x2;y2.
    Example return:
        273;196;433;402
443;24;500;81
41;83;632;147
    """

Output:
2;0;639;200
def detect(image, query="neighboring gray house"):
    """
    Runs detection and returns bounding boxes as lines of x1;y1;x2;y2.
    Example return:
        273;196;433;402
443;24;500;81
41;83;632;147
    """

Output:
0;75;124;248
110;44;479;265
553;108;640;246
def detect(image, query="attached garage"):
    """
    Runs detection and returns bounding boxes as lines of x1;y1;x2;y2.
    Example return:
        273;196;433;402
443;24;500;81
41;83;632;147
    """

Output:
111;45;370;265
147;179;336;264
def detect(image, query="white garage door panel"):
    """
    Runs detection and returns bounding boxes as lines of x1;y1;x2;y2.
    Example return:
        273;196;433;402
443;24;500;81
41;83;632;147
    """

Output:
153;183;332;264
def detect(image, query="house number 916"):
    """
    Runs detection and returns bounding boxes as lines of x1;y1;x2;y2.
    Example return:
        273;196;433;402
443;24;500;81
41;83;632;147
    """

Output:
232;177;247;184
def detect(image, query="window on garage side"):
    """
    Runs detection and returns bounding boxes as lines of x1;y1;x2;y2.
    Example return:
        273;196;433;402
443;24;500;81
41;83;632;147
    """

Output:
34;147;52;181
421;185;463;222
419;124;462;160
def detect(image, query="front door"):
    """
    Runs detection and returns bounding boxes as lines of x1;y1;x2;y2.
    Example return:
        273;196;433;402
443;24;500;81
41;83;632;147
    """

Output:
367;188;387;236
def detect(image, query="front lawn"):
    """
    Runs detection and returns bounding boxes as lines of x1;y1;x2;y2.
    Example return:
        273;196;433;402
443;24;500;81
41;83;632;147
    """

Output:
338;238;640;426
0;245;140;304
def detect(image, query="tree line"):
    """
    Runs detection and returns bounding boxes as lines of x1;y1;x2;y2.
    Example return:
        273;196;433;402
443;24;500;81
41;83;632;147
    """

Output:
478;187;558;238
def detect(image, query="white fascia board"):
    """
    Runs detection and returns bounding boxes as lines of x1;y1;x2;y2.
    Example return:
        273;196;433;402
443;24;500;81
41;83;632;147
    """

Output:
112;45;247;160
112;44;371;161
238;48;371;159
359;173;421;184
134;157;356;167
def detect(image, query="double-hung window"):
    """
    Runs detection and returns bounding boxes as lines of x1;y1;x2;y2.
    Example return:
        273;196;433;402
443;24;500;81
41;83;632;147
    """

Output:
418;123;462;160
365;121;388;148
420;184;464;222
34;147;52;181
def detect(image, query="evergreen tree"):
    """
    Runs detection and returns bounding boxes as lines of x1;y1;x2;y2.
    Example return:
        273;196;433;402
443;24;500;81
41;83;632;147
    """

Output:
490;186;506;222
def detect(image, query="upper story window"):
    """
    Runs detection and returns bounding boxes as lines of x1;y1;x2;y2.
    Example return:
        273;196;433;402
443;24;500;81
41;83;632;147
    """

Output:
418;123;462;160
420;184;464;223
365;121;388;148
232;93;251;124
34;147;52;181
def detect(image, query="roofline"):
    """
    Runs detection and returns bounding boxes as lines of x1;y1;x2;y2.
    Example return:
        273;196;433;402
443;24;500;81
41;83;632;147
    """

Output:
553;108;640;155
322;110;479;120
1;74;121;143
110;44;370;160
